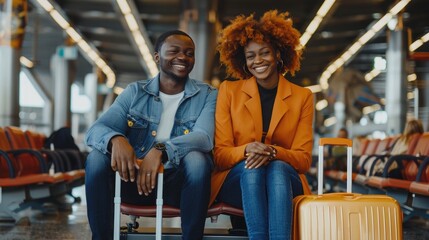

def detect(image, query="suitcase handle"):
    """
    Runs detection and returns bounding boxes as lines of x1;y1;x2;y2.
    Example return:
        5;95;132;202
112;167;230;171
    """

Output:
318;138;353;195
319;138;352;147
113;163;165;240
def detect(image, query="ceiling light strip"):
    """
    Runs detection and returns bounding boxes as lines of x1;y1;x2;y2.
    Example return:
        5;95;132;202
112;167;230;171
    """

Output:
33;0;116;87
365;31;429;82
20;56;34;68
114;0;158;77
300;0;336;46
319;0;411;89
410;32;429;52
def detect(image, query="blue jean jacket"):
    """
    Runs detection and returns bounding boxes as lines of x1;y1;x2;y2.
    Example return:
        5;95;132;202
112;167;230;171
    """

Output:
85;75;217;167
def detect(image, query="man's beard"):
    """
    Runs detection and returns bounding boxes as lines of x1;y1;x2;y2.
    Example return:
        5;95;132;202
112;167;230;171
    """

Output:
165;69;189;82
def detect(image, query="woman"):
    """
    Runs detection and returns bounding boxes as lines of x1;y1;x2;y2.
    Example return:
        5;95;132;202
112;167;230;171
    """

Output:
211;10;314;240
390;119;424;155
372;119;424;177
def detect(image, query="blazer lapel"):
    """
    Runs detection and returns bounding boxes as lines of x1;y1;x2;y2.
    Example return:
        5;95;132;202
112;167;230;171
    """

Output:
242;77;263;141
265;75;291;144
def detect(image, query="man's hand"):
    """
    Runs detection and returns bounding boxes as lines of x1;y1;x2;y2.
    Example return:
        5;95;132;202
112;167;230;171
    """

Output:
136;148;162;196
110;136;138;182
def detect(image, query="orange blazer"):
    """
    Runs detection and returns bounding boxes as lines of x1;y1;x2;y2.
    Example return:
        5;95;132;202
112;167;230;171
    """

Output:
210;75;314;205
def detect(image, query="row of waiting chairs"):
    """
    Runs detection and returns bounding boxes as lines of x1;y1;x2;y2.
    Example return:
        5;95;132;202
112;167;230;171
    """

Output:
0;126;85;224
309;133;429;222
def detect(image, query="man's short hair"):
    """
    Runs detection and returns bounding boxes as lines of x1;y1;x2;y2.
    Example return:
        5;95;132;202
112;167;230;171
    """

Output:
154;30;194;52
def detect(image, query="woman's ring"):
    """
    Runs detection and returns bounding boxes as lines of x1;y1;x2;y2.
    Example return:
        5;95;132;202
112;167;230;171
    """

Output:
146;173;151;176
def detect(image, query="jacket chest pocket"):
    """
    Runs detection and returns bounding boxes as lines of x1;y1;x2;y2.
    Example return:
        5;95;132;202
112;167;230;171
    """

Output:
173;118;196;136
126;114;152;155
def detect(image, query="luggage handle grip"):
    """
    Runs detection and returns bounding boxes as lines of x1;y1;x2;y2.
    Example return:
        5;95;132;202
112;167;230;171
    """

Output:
318;138;353;195
319;138;352;147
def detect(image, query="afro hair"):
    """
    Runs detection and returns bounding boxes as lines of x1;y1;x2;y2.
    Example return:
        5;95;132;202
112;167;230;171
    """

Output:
217;10;303;79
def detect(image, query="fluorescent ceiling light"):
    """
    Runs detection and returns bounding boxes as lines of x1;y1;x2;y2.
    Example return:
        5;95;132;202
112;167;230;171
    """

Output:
364;69;380;82
407;73;417;82
300;0;337;46
421;33;429;42
20;56;34;68
363;104;381;115
324;116;337;127
319;0;411;89
117;0;131;14
106;74;116;88
36;0;53;12
66;27;82;42
113;86;124;95
317;0;336;16
306;84;322;93
34;0;117;88
50;10;69;29
114;0;158;77
390;0;411;15
366;30;429;81
124;14;139;31
316;99;328;111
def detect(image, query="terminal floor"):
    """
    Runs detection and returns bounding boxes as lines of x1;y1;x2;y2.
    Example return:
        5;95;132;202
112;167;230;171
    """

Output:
0;186;428;240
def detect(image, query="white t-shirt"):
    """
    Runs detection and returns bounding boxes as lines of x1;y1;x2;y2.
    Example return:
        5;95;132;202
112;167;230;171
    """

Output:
155;91;184;142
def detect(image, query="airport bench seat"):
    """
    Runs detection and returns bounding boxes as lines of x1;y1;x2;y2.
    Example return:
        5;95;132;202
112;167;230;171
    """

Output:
121;202;243;219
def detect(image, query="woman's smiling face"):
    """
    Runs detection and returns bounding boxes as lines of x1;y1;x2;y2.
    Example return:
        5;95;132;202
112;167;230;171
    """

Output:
244;40;279;85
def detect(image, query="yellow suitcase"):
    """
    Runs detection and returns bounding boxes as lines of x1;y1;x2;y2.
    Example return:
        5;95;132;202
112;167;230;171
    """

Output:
293;138;403;240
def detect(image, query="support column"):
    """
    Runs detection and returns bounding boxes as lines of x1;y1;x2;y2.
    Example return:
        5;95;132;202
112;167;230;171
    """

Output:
84;72;98;125
385;25;408;134
180;0;218;82
0;47;20;126
0;0;28;127
51;44;77;130
416;60;429;130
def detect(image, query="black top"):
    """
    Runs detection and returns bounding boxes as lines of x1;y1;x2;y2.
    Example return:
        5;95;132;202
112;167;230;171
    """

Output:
257;84;277;142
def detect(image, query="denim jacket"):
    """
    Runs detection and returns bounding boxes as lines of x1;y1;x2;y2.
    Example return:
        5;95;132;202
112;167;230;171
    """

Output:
85;75;217;167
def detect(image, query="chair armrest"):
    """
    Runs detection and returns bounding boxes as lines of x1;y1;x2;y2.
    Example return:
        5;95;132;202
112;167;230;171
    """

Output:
0;149;15;178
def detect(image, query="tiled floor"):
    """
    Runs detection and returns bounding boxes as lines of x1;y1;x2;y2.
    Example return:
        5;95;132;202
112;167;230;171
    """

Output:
0;186;428;240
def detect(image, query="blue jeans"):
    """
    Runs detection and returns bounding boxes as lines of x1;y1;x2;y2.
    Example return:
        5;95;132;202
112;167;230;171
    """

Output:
85;149;213;240
217;160;303;240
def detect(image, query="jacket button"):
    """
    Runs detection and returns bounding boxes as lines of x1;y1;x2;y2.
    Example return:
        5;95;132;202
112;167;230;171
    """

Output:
151;130;157;137
184;129;190;135
128;120;134;127
141;147;145;152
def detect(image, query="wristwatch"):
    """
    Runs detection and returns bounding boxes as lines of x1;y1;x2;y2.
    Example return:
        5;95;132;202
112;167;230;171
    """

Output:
154;142;169;164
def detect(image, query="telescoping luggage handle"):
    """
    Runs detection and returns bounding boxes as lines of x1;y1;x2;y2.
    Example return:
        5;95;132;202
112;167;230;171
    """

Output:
113;164;165;240
318;138;353;195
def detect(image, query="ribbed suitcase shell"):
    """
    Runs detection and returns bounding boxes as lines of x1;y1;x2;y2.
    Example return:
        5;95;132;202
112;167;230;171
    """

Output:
293;193;402;240
293;138;403;240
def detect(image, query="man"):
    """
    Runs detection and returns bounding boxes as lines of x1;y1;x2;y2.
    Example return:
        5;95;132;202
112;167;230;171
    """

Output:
336;127;349;139
85;30;217;240
326;127;349;171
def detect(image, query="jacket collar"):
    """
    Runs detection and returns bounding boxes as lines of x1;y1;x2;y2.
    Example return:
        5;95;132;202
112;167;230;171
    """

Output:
142;74;200;98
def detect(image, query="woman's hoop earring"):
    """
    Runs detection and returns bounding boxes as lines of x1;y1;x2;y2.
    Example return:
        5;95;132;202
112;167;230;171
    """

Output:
277;59;284;70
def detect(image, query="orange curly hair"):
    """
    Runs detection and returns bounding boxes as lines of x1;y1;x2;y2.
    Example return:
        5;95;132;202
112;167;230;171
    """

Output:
217;10;303;79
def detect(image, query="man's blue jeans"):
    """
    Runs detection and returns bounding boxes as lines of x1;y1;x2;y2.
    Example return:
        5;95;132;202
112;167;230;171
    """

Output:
85;149;213;240
217;160;303;240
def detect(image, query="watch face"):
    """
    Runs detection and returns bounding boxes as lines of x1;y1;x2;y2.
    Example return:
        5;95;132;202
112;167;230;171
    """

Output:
154;142;166;150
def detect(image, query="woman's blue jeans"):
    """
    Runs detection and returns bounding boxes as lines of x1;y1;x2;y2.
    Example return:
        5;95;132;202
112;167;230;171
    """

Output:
217;160;303;240
85;149;212;240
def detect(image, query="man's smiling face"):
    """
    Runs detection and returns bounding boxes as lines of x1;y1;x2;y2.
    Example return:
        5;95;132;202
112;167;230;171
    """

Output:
155;34;195;82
